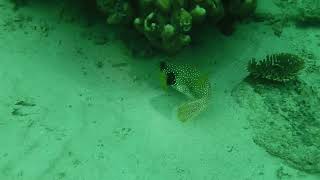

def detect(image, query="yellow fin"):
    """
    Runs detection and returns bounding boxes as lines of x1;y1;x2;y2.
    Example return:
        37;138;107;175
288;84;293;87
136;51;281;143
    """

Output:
159;71;168;91
177;98;208;122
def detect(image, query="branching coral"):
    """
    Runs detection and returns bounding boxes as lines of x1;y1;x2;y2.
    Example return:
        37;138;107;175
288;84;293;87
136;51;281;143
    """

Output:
96;0;257;53
247;53;305;82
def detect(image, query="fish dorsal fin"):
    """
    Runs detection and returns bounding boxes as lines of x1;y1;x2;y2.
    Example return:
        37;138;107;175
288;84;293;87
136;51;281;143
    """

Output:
196;73;209;87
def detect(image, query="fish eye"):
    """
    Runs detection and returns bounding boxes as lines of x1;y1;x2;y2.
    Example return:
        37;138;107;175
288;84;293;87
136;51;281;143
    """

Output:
166;72;176;85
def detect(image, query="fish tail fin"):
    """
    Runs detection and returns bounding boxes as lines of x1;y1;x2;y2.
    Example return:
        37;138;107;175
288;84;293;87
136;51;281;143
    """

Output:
177;97;209;122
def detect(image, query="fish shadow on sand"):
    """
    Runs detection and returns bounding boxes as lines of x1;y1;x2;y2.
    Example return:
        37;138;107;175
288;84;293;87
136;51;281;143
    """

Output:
149;90;187;121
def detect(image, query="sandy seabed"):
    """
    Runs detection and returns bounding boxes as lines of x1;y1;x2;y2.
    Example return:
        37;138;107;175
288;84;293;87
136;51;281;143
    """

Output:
0;1;320;180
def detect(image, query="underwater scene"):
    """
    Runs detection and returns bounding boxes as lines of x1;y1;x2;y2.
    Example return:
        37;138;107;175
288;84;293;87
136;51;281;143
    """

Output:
0;0;320;179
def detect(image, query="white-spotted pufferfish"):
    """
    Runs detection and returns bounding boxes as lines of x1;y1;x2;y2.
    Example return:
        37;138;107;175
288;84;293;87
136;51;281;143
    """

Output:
159;61;211;122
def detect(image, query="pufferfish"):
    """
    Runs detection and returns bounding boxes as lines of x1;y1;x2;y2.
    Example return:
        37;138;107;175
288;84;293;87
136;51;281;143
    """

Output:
159;61;211;122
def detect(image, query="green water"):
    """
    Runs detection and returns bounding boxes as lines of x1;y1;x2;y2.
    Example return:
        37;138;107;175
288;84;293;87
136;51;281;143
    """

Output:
0;0;320;180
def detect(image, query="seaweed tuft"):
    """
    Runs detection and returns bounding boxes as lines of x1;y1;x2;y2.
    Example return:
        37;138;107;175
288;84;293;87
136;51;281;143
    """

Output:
247;53;305;82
